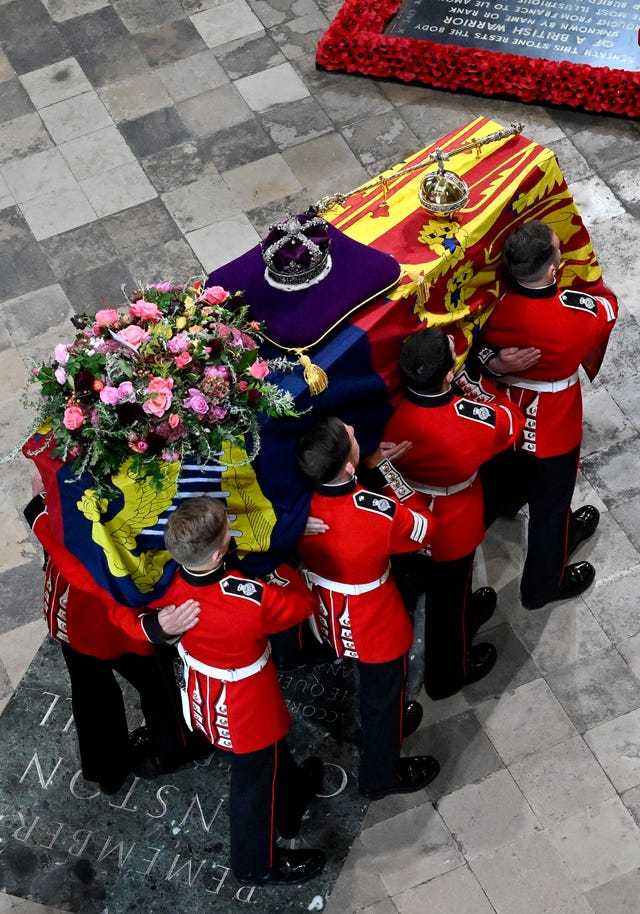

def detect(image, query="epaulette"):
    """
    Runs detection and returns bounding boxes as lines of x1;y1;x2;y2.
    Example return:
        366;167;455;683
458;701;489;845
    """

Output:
353;490;396;519
455;399;497;427
220;575;264;603
559;289;598;316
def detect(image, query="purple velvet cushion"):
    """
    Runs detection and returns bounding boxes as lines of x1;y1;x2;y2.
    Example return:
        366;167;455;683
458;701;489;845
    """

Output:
207;224;402;350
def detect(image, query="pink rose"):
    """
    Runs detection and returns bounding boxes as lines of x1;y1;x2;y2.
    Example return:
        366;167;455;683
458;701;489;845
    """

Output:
129;300;162;321
118;325;150;348
99;385;121;405
168;333;189;354
31;367;40;376
248;360;269;380
183;388;209;414
63;405;85;430
54;366;67;385
174;351;192;369
130;438;148;453
148;282;179;293
143;376;173;417
168;413;180;429
209;405;227;421
118;381;135;402
54;344;69;365
161;449;180;462
204;365;230;380
199;286;229;305
95;309;119;327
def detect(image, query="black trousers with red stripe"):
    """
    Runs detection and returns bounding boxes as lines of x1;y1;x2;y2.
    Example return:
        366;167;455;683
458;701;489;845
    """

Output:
228;738;306;876
357;654;407;792
519;446;580;605
422;551;475;700
61;643;188;786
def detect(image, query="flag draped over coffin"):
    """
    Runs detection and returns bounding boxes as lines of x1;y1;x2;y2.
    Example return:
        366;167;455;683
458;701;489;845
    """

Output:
24;117;618;600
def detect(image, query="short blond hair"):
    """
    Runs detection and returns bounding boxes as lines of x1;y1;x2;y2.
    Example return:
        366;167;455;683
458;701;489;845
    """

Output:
164;496;228;567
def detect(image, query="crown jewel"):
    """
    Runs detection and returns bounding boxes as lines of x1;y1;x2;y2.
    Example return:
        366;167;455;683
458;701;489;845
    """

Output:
261;212;332;291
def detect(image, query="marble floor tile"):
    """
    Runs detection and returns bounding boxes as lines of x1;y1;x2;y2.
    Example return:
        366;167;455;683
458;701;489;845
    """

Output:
437;768;540;861
112;0;184;34
39;90;113;145
185;214;260;272
135;18;209;68
235;61;310;112
508;601;610;676
58;125;135;180
20;185;97;240
547;647;640;732
341;112;422;169
177;84;254;137
98;73;173;123
611;496;640;553
462;621;541;704
161;176;241;233
359;804;464;895
18;59;92;109
617;632;640;680
475;678;576;766
259;96;332;149
581;385;637;457
141;140;218;194
80;160;157;217
41;0;109;22
470;831;577;914
581;439;640;510
102;197;182;255
119;106;191;159
58;259;135;312
393;864;495;914
1;285;74;346
584;707;640;793
586;868;640;914
283;131;367;187
156;50;229;103
190;0;264;48
323;837;389;914
1;148;78;203
198;120;277;172
0;113;53;165
409;710;504;800
586;567;640;644
213;32;285;80
271;11;330;60
222;152;302;209
0;79;35;125
0;620;46;691
123;237;204;284
509;735;616;827
546;796;640;892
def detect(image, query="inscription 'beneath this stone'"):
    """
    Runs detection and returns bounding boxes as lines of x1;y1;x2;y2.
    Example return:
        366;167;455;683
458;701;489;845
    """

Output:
387;0;640;69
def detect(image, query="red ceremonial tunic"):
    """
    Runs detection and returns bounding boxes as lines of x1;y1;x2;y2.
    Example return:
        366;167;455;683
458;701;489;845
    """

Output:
26;496;156;660
148;564;315;754
384;387;524;561
480;281;618;458
297;477;433;663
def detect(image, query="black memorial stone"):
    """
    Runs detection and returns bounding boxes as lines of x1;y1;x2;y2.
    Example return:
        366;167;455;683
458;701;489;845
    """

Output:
387;0;640;70
0;638;368;913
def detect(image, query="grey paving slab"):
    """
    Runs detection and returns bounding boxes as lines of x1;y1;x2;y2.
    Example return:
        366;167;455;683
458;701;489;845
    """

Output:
58;259;135;313
190;0;265;48
341;112;422;168
141;139;219;194
18;185;97;240
98;73;173;123
101;197;182;257
0;79;35;125
134;17;209;67
0;113;53;165
176;84;254;137
212;32;286;79
235;60;309;111
587;869;640;914
41;0;109;23
198;119;277;171
155;50;229;103
58;124;135;180
547;648;640;732
18;58;93;109
259;96;332;149
161;176;241;232
116;105;192;158
112;0;184;35
39;221;120;278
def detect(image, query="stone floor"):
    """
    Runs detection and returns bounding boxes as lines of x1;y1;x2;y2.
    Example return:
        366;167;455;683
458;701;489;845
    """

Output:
1;0;640;912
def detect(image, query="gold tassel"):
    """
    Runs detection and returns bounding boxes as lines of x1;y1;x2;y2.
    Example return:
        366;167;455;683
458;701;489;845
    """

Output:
299;354;329;396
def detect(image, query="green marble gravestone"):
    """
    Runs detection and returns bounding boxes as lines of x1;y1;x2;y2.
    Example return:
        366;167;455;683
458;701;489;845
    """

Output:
0;637;366;913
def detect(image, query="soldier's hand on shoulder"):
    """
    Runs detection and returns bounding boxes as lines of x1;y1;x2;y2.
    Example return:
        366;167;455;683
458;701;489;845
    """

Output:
157;599;201;636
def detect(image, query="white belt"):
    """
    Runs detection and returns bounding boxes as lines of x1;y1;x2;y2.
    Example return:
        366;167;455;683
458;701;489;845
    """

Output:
304;565;390;595
502;370;579;393
405;471;477;497
177;642;271;682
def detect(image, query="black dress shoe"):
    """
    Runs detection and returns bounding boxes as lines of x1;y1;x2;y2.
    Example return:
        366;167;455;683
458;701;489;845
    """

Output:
360;755;440;799
402;700;423;738
278;756;323;839
235;848;326;885
426;642;498;701
522;561;596;610
467;587;497;641
567;505;600;557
